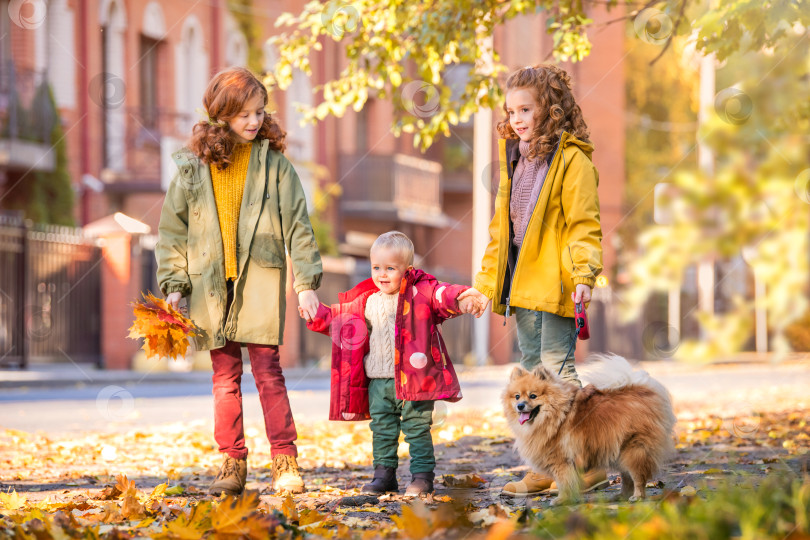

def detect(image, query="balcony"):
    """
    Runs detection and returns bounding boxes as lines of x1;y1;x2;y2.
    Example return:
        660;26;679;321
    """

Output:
0;61;56;173
338;153;448;227
99;107;193;193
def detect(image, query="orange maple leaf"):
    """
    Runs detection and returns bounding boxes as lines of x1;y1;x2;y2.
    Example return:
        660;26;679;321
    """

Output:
128;292;200;360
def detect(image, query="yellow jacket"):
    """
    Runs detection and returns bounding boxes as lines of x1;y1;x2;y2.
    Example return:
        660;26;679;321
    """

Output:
473;132;602;318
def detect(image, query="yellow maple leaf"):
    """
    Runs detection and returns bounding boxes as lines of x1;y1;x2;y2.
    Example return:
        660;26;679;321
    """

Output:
211;491;261;533
121;492;146;520
160;501;212;539
299;507;328;526
280;493;298;522
0;490;27;511
115;473;138;498
99;502;122;524
391;504;430;539
134;517;156;529
148;483;167;500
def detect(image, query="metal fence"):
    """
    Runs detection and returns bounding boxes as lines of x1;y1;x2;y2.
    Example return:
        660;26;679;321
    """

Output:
0;213;102;368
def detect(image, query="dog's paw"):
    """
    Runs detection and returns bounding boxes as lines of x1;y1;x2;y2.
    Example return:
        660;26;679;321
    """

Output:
628;495;644;503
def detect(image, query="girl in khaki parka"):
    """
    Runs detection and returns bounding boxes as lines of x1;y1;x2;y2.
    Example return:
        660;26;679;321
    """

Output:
459;65;606;497
156;67;322;497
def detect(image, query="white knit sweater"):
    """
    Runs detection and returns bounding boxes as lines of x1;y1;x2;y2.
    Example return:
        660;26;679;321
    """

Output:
363;291;398;378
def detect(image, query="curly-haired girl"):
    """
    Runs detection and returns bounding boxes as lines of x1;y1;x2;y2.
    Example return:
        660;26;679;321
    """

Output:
458;64;606;496
156;66;322;496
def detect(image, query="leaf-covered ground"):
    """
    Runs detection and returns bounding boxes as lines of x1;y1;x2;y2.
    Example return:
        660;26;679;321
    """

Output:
1;402;808;538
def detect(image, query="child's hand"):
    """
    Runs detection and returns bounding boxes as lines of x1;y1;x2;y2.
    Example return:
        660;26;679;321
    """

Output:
457;295;479;315
166;292;182;310
457;288;490;318
298;289;319;322
572;284;592;305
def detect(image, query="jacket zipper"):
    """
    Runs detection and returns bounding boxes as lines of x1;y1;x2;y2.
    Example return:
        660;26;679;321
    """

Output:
504;134;565;325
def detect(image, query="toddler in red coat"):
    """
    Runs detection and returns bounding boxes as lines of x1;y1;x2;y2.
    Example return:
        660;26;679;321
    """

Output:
300;231;476;496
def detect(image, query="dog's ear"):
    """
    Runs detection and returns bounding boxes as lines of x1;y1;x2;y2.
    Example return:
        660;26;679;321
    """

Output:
510;366;527;381
532;365;550;380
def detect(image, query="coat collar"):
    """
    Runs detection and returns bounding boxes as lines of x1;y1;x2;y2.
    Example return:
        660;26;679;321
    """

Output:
503;132;594;178
339;278;378;304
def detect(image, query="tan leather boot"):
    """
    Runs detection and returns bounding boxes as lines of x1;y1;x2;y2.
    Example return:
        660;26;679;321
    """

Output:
272;454;305;494
209;456;247;496
501;469;609;497
501;471;555;497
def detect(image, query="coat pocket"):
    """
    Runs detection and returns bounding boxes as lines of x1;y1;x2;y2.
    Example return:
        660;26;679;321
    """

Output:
187;257;203;275
249;237;284;268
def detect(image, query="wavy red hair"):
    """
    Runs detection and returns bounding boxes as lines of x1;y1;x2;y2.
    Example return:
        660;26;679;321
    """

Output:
496;64;590;160
188;67;286;170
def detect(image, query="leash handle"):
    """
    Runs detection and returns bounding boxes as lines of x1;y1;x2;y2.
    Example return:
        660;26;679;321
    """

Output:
574;301;590;340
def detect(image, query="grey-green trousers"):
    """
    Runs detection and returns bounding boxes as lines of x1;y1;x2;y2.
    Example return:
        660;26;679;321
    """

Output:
515;307;582;387
368;378;435;474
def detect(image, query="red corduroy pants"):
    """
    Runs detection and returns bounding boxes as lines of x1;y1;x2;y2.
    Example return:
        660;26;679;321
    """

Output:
210;340;298;459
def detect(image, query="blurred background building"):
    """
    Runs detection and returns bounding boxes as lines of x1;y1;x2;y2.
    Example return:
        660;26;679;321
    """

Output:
1;0;630;370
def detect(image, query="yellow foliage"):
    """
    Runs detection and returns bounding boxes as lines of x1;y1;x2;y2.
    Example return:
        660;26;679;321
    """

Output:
128;292;200;360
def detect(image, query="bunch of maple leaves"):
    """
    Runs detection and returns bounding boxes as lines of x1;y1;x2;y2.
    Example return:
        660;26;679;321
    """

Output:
128;292;200;361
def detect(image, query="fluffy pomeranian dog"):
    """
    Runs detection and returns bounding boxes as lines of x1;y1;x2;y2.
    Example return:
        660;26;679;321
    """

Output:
503;354;676;504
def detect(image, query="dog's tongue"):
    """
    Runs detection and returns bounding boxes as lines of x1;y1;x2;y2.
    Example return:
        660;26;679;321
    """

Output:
518;412;531;425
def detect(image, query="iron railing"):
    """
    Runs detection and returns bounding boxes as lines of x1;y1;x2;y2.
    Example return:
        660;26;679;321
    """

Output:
0;213;102;368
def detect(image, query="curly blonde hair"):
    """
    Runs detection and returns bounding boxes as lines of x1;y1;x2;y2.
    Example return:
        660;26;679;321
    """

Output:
496;64;590;160
188;67;286;170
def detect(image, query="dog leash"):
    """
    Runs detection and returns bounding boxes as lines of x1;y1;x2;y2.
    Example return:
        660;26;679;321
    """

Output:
557;302;585;376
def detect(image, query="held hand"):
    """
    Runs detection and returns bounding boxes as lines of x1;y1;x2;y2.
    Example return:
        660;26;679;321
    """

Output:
166;292;182;311
458;288;491;318
298;289;319;322
457;295;479;315
571;284;592;305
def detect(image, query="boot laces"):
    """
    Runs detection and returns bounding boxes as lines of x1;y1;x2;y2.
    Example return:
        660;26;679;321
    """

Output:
219;457;237;479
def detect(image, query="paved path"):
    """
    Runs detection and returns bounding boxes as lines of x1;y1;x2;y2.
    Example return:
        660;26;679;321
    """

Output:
1;361;808;434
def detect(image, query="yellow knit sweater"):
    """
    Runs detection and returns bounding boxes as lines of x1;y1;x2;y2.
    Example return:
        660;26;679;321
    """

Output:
211;143;252;280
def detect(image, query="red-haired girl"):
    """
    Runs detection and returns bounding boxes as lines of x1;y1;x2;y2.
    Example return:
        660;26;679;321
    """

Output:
156;66;322;496
459;64;606;496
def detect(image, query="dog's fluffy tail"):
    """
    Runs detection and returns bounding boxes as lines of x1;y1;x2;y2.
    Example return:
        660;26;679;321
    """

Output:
579;354;673;412
580;353;677;469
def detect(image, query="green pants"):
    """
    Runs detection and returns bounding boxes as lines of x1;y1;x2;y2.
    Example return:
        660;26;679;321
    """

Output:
515;307;581;387
368;378;435;474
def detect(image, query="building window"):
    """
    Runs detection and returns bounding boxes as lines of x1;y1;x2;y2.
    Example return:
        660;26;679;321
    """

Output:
140;36;159;128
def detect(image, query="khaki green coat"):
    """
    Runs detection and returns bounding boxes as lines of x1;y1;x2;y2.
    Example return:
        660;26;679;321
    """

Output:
155;138;322;350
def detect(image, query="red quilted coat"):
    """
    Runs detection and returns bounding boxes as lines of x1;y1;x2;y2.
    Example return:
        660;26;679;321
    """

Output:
306;269;467;421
